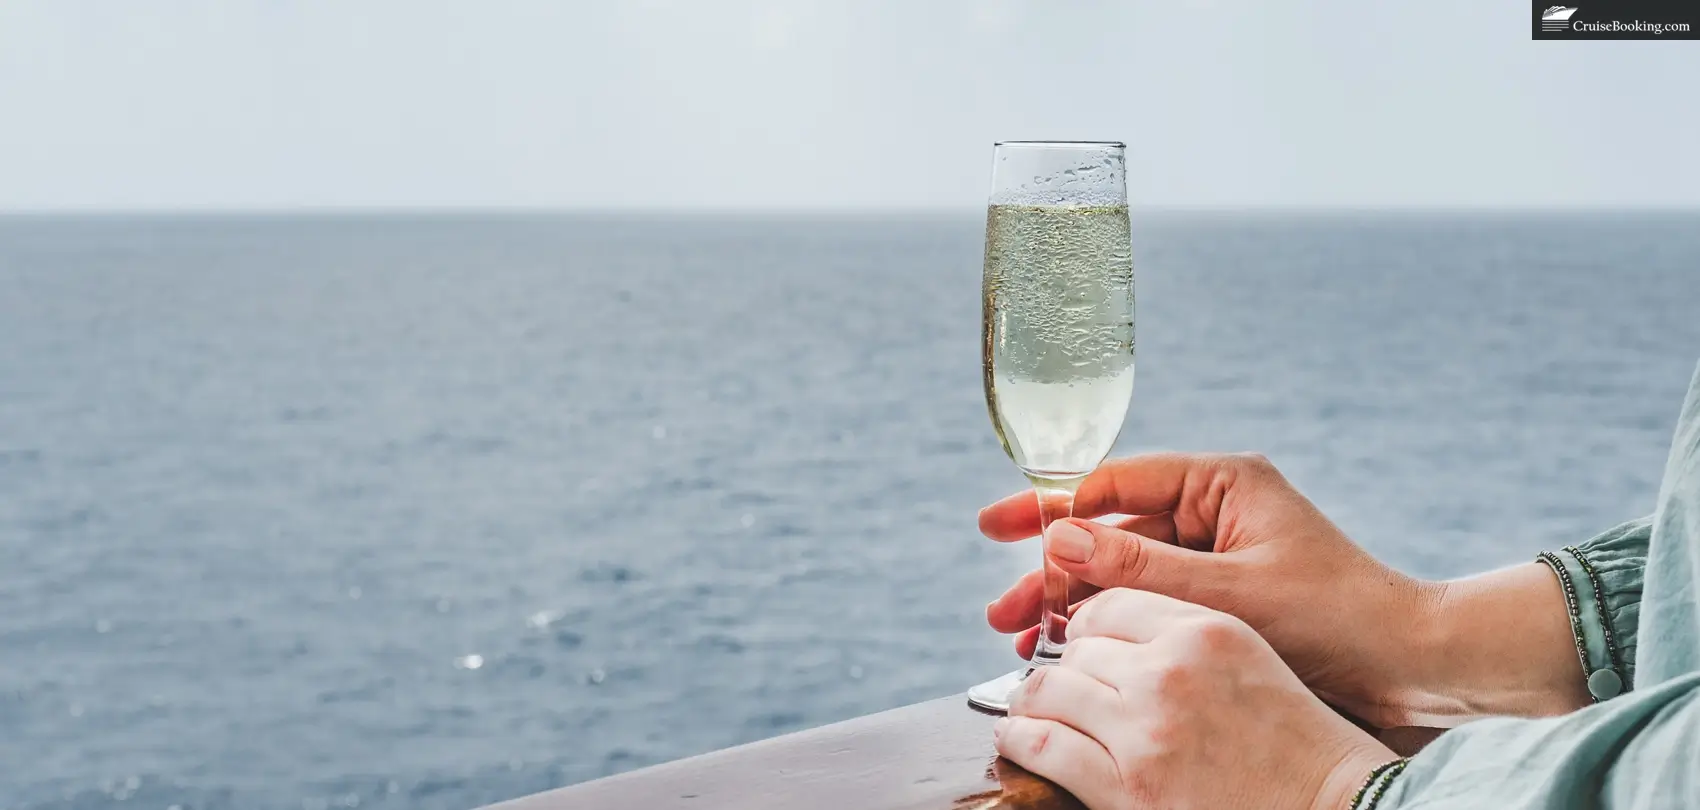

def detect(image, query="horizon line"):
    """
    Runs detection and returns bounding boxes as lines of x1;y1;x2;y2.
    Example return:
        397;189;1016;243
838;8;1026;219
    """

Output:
3;202;1700;218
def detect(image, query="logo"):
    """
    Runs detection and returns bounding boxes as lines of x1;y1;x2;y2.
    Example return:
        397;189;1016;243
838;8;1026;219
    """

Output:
1541;5;1580;30
1532;1;1696;39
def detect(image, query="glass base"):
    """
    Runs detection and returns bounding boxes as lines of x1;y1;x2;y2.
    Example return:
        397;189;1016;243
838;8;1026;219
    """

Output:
965;668;1030;714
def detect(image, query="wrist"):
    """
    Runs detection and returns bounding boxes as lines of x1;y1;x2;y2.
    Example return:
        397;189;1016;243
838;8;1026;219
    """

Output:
1394;564;1591;724
1332;569;1450;728
1388;577;1460;719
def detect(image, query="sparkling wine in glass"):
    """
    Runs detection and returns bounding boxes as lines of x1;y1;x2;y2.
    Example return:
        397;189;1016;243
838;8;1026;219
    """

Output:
967;141;1135;712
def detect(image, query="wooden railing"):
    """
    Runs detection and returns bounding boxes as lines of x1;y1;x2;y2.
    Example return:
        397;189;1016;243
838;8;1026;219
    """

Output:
483;696;1082;810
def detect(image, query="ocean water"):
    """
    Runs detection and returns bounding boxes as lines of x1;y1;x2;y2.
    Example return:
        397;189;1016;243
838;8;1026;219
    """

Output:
2;211;1698;809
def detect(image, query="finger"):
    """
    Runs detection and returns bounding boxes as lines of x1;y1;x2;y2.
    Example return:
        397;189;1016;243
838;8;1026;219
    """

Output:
988;570;1100;635
1073;452;1233;523
1014;595;1102;659
993;716;1124;810
1046;518;1233;604
978;489;1044;542
1009;665;1125;745
980;498;1169;546
980;451;1238;543
1015;625;1038;660
1067;587;1209;644
1113;512;1179;546
981;505;1176;547
1059;635;1149;691
987;569;1045;633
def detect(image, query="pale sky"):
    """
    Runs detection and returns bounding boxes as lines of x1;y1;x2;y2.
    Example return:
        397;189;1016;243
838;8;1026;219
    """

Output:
1;0;1696;211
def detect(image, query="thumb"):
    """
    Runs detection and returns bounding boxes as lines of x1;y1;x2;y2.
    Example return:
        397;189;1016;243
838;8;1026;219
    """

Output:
1044;517;1225;602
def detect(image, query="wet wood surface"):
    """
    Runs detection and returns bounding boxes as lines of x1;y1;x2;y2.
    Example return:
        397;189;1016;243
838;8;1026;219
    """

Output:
484;696;1083;810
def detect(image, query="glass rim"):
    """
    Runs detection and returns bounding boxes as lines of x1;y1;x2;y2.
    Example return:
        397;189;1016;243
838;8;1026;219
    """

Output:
994;140;1125;149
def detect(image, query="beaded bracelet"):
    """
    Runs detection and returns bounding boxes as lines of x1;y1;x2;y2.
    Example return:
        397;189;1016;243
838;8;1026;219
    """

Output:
1536;551;1594;692
1348;757;1410;810
1565;545;1627;683
1537;548;1628;701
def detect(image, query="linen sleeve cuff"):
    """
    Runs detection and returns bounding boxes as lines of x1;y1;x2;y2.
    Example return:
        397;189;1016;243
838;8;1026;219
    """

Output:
1535;517;1651;701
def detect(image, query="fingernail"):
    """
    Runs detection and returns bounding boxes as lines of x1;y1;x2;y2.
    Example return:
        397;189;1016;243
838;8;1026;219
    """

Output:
993;717;1010;739
1047;520;1094;563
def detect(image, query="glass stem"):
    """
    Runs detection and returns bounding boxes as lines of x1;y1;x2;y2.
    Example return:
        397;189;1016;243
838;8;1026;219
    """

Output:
1030;476;1083;667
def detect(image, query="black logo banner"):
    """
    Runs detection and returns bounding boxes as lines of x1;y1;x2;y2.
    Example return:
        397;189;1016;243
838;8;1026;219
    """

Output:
1533;2;1699;39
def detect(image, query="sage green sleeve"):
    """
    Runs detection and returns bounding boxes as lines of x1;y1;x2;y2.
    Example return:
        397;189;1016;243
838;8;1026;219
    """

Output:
1536;517;1651;700
1360;673;1700;810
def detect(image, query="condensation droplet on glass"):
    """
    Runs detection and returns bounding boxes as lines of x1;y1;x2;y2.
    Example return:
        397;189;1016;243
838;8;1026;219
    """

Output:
435;598;452;613
69;703;84;717
454;654;484;670
740;513;756;528
587;667;607;684
94;619;112;633
347;586;362;600
848;665;864;679
651;425;667;440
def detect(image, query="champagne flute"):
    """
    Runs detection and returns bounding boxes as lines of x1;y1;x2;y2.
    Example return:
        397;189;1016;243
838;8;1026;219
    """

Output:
967;141;1135;713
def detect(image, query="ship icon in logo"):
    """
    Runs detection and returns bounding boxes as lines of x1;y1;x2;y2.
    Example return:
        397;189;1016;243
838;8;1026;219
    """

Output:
1541;6;1579;30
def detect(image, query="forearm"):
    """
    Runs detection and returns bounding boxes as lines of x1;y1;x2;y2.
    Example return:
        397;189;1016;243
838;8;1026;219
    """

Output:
1388;563;1591;725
